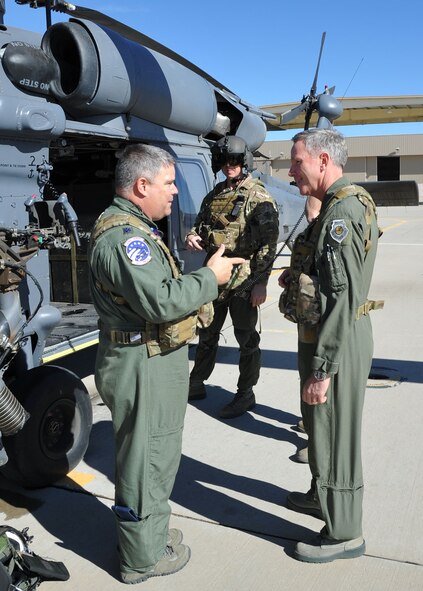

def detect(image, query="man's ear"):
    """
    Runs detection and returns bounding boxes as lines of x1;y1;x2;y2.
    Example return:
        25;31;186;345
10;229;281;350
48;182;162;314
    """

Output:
135;176;149;197
320;152;329;168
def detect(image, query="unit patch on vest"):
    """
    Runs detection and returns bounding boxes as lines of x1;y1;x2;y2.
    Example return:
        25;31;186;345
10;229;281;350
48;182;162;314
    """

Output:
330;219;349;244
124;237;152;265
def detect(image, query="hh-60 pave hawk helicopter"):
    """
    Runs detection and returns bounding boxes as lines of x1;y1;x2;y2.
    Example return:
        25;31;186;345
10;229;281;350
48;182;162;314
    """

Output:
0;0;411;488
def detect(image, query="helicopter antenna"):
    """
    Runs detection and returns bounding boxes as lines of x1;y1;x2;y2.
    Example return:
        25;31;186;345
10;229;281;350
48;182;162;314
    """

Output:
342;57;364;98
304;32;326;130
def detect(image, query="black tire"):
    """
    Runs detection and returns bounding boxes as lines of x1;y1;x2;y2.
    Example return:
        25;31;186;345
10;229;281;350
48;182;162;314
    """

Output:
1;365;93;488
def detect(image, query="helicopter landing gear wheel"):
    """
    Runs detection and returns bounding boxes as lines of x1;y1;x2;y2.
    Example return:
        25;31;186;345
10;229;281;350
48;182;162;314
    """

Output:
1;365;93;488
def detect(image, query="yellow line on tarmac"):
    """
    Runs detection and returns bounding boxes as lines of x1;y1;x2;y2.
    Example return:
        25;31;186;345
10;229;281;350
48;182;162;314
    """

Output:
66;470;96;486
381;219;407;232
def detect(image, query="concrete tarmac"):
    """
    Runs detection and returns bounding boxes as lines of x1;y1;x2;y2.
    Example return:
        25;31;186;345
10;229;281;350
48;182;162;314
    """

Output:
1;204;422;590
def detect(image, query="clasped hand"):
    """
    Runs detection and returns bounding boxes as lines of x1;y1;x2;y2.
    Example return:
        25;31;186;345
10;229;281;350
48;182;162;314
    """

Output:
302;374;330;405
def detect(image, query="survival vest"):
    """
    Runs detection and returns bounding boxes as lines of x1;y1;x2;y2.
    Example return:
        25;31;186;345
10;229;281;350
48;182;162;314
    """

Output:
0;526;69;591
90;213;214;357
279;184;384;327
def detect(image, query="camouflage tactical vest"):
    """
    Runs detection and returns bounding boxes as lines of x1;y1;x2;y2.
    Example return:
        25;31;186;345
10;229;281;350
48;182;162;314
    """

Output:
90;213;214;357
279;184;380;327
279;217;321;326
201;177;269;255
198;177;274;294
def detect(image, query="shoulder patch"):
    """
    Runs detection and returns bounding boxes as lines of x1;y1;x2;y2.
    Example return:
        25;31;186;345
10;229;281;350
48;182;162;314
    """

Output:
124;237;152;266
329;219;349;243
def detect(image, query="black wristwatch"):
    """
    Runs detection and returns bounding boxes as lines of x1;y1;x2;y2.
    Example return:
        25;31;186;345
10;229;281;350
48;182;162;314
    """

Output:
313;370;328;381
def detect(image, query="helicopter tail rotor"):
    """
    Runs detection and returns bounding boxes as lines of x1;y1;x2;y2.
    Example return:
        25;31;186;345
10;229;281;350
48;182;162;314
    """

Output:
268;33;343;132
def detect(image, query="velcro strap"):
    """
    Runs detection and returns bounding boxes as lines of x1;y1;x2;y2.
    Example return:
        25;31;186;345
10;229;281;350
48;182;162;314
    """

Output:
356;299;384;319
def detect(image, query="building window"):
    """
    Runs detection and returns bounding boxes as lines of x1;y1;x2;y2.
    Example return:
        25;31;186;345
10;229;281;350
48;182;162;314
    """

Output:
377;156;400;181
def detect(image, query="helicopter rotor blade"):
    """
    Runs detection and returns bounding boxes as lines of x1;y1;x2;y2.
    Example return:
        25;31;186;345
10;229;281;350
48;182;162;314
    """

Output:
279;101;308;127
310;32;326;98
304;32;326;130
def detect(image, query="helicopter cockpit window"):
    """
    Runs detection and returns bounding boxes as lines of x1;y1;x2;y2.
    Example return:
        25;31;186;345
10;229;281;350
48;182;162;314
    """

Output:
174;159;210;247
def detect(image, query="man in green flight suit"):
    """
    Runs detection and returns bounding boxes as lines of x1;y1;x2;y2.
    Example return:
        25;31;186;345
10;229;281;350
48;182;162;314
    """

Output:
280;129;382;562
185;135;279;418
88;144;244;584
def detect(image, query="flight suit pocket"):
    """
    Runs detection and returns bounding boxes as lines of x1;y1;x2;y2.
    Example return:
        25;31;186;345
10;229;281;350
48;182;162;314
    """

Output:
149;426;183;487
324;245;347;292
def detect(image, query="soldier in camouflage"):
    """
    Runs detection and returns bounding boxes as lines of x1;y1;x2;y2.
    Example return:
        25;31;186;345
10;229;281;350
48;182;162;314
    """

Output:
186;136;279;419
281;129;382;563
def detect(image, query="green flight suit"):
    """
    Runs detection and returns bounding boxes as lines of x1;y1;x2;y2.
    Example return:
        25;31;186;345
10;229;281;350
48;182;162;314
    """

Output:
88;196;217;574
298;177;379;541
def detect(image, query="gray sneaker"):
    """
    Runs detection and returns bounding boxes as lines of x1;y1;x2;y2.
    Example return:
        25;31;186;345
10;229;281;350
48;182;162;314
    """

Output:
121;543;191;584
188;381;207;401
286;489;323;519
168;528;183;546
297;419;306;433
218;388;256;419
294;534;366;563
292;445;309;464
117;530;183;560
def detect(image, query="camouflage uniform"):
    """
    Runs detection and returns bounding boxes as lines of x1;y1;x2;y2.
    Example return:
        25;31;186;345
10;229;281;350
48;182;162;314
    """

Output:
296;177;380;541
88;196;217;575
188;176;279;394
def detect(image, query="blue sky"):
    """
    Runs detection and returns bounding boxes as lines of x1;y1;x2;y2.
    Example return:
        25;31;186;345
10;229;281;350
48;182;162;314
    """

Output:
3;0;423;140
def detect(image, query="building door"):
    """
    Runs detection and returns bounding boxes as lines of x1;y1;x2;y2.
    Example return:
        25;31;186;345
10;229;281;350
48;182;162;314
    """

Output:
377;156;400;181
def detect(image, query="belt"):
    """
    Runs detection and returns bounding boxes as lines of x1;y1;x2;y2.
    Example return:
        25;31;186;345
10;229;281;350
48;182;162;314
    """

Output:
99;322;147;345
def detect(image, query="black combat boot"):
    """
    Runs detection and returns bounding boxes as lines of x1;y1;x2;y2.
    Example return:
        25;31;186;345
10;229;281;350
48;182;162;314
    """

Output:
218;387;256;419
188;380;207;401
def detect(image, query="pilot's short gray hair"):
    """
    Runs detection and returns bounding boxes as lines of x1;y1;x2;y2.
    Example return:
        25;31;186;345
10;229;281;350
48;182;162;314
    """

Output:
292;129;348;168
115;143;175;192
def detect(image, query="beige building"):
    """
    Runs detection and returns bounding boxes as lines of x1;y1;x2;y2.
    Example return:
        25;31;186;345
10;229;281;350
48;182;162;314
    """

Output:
255;134;423;193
